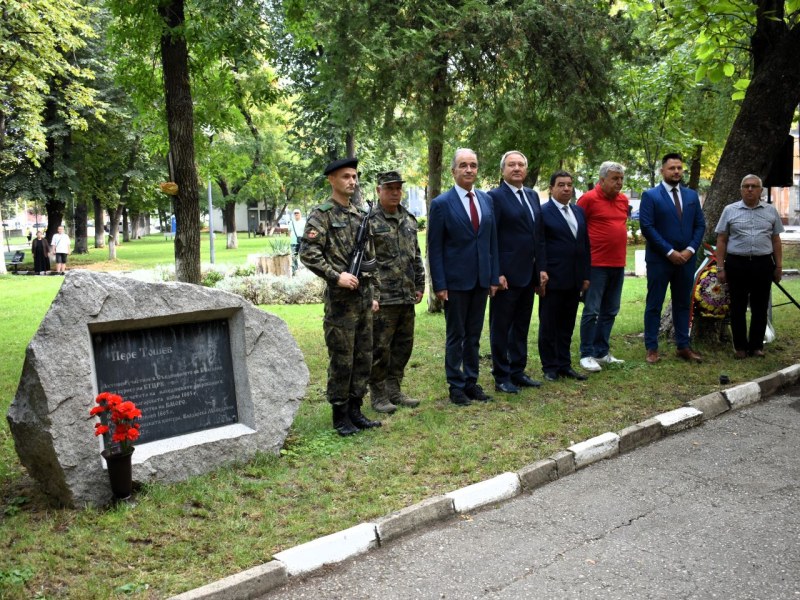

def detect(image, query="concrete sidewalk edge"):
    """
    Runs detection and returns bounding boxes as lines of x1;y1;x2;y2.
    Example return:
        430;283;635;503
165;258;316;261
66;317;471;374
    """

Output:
167;364;797;599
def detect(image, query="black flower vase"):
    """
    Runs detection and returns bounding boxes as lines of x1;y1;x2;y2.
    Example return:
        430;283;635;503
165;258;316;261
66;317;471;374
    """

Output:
102;448;134;500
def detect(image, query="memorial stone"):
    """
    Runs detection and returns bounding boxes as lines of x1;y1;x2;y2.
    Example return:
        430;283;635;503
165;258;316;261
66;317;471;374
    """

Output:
6;271;308;507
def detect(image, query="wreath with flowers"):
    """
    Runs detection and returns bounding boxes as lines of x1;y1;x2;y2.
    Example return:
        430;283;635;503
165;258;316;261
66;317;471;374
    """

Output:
693;263;730;319
89;392;142;455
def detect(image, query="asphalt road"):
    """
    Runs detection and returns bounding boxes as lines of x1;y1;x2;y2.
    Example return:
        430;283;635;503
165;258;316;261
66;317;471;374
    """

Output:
261;389;800;600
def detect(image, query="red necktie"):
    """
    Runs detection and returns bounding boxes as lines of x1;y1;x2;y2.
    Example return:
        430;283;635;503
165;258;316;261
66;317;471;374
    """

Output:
467;191;479;232
671;187;682;220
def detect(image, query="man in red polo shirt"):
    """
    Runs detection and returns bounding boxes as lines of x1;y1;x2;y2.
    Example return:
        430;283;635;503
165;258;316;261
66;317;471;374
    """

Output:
577;162;629;372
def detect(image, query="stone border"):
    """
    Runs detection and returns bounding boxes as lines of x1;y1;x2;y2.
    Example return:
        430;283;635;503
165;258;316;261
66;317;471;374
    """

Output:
168;364;798;600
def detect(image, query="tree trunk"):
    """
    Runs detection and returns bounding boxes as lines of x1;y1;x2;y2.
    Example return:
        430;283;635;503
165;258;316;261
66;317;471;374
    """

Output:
702;3;800;241
122;206;130;242
93;196;105;248
74;197;88;254
43;97;64;241
108;205;123;258
130;211;141;239
159;0;201;284
425;52;451;313
0;206;6;275
345;130;356;159
687;144;703;191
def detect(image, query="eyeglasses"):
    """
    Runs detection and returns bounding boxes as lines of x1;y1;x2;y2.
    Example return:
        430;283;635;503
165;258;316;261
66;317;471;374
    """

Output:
741;184;761;189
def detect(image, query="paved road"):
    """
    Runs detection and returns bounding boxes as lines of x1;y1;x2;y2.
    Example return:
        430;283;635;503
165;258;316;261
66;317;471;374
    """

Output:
261;390;800;599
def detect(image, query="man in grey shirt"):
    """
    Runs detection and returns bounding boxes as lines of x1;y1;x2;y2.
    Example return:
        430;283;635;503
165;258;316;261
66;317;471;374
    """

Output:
715;174;783;358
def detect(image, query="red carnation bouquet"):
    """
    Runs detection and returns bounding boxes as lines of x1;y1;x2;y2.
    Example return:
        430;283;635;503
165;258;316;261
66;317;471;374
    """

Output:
90;392;142;455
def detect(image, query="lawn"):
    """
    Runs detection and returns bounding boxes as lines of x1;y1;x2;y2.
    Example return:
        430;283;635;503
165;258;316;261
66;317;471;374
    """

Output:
2;237;800;598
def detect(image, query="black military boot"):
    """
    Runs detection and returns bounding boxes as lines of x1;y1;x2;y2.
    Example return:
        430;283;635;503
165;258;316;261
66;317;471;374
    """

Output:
348;398;382;429
332;402;359;436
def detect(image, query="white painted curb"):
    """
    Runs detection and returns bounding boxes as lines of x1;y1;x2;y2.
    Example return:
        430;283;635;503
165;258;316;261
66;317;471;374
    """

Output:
273;522;377;576
779;364;800;386
446;472;521;513
569;432;620;468
723;382;761;409
654;407;703;433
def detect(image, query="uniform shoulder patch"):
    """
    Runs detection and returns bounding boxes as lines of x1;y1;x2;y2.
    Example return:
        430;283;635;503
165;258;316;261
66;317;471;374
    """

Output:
316;202;334;212
306;229;320;239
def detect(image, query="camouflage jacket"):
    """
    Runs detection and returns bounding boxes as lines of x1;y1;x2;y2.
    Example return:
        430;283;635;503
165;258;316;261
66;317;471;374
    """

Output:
299;198;380;300
369;204;425;305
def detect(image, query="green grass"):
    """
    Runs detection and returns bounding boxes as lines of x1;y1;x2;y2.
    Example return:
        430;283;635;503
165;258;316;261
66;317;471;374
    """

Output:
4;232;291;272
2;241;800;598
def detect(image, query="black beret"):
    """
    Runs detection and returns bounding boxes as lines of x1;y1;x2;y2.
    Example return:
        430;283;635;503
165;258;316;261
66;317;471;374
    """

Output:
377;170;405;185
323;157;359;176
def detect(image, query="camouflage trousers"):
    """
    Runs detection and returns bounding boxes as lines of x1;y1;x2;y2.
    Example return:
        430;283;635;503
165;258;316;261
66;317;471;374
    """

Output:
323;285;374;405
370;303;416;386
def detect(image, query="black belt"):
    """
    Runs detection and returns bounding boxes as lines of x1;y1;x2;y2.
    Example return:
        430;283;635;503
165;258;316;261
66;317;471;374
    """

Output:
726;253;773;260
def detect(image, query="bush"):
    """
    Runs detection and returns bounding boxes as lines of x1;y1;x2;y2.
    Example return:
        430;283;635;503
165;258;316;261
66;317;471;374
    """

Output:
416;216;426;231
215;269;325;305
201;269;225;287
232;263;257;277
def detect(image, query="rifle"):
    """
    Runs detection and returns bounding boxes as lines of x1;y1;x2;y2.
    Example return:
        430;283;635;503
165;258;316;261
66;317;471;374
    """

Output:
347;198;377;276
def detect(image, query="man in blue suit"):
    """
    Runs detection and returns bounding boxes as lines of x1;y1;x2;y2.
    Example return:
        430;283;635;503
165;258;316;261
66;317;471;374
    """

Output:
488;151;548;393
429;148;500;405
538;171;591;382
640;153;706;364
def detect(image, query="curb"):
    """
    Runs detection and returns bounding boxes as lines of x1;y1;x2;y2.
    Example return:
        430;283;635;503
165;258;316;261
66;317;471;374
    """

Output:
168;364;798;599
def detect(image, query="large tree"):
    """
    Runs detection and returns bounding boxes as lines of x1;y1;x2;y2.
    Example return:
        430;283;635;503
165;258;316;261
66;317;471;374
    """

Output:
661;0;800;235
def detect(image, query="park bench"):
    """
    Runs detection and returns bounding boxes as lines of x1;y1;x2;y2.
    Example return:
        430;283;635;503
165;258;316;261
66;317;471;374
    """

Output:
4;250;25;273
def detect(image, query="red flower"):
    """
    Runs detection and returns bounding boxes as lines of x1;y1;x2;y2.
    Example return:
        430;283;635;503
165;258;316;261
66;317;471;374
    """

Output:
90;392;142;453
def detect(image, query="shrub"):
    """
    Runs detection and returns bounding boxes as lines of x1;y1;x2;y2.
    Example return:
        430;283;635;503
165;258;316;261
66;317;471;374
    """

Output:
416;216;426;231
215;270;325;305
266;237;291;256
232;264;257;277
201;269;225;287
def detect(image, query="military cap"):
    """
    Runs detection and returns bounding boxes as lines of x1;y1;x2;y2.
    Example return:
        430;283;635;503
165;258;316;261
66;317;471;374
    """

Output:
323;157;359;175
377;170;405;185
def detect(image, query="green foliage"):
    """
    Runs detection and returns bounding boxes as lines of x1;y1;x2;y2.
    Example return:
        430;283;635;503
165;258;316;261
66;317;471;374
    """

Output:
0;566;34;587
215;270;325;304
627;219;641;244
0;0;98;174
266;237;291;256
416;216;426;231
200;269;225;287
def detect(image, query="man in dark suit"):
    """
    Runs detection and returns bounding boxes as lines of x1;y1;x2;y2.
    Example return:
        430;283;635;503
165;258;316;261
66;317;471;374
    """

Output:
488;151;547;393
538;171;591;382
429;148;500;405
639;153;706;364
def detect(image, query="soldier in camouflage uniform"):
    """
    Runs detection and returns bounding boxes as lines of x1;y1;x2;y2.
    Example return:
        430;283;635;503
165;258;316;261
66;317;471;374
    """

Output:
368;170;425;413
299;157;382;436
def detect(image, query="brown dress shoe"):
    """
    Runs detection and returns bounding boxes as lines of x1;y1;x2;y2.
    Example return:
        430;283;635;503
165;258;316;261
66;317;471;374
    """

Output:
646;349;660;364
734;350;747;360
676;348;703;362
752;349;765;358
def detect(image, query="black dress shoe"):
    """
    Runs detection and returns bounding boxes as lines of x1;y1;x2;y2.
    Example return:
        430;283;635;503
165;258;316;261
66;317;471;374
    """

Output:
465;383;492;402
494;381;520;394
559;368;588;381
543;372;559;382
512;374;542;388
449;388;472;406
